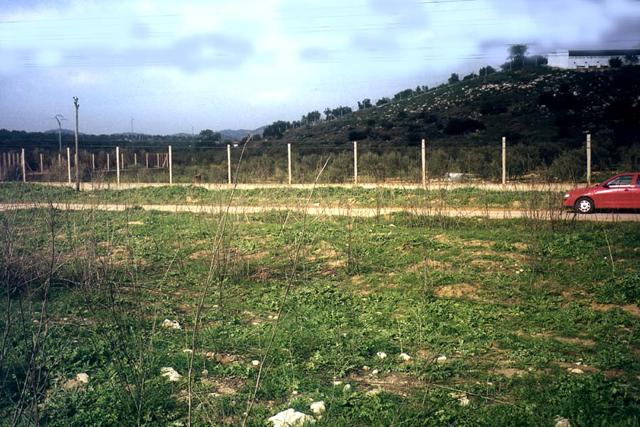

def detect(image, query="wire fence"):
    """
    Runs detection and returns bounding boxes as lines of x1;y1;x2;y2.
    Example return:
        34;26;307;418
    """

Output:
0;135;630;187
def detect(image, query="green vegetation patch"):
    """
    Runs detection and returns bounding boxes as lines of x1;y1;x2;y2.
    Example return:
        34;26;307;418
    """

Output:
1;206;638;425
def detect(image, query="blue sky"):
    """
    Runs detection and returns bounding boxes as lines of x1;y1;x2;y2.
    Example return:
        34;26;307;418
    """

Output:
1;0;639;134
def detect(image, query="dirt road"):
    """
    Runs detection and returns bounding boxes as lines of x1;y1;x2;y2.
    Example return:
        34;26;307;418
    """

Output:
1;202;638;222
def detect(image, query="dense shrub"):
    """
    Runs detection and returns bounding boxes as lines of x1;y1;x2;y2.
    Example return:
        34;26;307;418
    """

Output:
444;118;486;135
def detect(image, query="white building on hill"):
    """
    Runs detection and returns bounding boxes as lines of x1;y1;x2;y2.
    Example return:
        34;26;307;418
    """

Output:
548;49;640;69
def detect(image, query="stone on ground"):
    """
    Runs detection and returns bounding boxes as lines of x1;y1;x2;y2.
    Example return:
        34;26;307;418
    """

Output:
268;408;315;427
160;367;182;382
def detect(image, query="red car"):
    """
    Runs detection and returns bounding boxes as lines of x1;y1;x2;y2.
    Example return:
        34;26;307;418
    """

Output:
563;172;640;213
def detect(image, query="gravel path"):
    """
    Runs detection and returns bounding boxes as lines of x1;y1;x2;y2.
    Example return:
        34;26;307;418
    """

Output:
1;202;638;222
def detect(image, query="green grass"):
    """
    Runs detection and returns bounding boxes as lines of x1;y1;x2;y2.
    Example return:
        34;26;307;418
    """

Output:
1;205;639;425
0;182;564;210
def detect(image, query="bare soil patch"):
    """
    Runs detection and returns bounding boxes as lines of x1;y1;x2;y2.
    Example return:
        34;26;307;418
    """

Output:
434;284;479;300
348;372;423;396
250;267;272;281
552;336;596;348
407;259;452;272
188;250;211;260
554;361;599;374
491;368;528;378
348;275;371;296
201;377;244;396
590;302;640;317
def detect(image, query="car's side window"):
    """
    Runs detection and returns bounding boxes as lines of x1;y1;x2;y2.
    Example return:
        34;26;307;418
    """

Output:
608;175;633;187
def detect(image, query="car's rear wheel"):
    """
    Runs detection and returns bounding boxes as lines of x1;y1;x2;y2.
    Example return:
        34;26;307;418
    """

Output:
574;197;595;214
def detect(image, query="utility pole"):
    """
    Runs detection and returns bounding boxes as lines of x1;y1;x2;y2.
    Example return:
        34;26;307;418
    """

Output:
53;114;66;153
73;97;80;191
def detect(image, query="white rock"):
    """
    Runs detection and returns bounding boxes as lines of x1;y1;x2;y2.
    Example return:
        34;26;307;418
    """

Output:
343;384;351;392
459;395;470;406
183;349;193;354
267;408;315;427
332;380;342;386
399;353;412;362
310;401;326;416
160;367;182;382
76;373;89;384
376;352;387;360
554;416;571;427
371;369;379;375
436;355;447;363
251;360;261;367
568;368;584;375
162;319;181;330
362;365;370;371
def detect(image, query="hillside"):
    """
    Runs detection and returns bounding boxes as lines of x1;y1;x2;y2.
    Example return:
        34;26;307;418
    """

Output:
276;67;640;177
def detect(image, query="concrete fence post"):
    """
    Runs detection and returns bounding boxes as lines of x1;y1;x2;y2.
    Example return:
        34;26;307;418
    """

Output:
116;146;120;186
168;145;173;185
145;152;149;168
107;153;110;172
134;152;137;166
156;153;160;168
66;147;71;184
287;143;292;185
92;153;95;171
421;138;426;189
40;153;44;173
586;133;592;185
227;144;232;185
353;141;358;185
21;148;26;183
501;136;507;186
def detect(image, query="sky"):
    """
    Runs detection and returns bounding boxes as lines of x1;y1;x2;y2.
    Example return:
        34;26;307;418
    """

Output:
1;0;639;135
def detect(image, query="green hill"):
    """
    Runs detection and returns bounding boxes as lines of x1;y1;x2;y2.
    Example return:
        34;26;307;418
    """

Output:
273;66;640;180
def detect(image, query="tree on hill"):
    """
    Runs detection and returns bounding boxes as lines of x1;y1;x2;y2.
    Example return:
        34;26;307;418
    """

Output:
263;120;291;139
393;88;413;101
357;98;372;110
478;65;496;77
448;73;460;84
198;129;222;146
501;44;547;70
375;97;390;106
302;110;321;124
609;57;623;68
624;54;639;65
332;106;352;118
507;44;528;68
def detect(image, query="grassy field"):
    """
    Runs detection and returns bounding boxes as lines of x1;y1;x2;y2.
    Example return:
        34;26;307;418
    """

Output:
0;183;564;211
1;200;639;426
